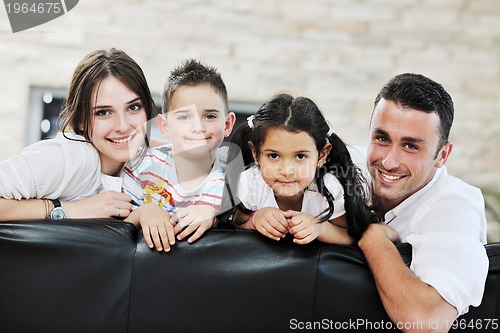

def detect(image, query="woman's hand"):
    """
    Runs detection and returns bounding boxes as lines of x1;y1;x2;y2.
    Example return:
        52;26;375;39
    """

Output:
125;203;175;252
63;191;133;218
171;205;217;244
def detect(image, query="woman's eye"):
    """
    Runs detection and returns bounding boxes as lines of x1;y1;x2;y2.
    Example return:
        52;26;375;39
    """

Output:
95;109;110;117
129;103;143;112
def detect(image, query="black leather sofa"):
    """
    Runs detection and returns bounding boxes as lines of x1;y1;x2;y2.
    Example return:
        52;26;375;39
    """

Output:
0;219;498;333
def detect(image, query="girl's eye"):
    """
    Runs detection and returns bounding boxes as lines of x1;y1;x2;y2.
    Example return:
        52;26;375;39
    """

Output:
296;154;307;160
268;153;279;160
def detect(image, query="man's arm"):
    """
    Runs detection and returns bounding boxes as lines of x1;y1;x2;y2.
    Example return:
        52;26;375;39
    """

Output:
358;223;457;333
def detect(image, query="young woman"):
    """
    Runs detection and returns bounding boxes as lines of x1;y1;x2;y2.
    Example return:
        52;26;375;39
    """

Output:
231;94;379;244
0;48;156;221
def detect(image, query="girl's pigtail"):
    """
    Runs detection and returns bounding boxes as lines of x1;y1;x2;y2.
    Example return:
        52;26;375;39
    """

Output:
320;133;379;240
229;120;254;168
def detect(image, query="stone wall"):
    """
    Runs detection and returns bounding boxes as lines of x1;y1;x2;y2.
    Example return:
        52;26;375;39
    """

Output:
1;0;499;237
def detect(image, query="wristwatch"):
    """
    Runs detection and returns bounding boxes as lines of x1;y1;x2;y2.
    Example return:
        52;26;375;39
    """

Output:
50;199;66;220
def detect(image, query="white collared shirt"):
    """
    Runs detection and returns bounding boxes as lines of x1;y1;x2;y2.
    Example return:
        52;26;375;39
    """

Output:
384;167;488;316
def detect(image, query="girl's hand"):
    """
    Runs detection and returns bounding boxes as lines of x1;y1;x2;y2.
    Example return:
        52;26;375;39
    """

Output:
125;203;175;252
253;207;289;241
63;191;133;219
171;205;218;244
285;210;321;244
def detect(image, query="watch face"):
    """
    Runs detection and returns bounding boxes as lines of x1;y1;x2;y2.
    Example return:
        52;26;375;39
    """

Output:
51;207;66;220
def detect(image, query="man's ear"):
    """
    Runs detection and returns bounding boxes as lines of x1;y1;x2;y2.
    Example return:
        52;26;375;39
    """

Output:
317;143;332;167
156;114;169;138
249;141;258;164
434;141;453;168
224;112;236;138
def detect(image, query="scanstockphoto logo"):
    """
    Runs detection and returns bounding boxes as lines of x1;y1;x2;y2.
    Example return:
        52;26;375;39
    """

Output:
4;0;79;33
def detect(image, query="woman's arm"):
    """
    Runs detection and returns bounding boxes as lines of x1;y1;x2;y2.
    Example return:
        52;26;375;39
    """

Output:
0;192;133;222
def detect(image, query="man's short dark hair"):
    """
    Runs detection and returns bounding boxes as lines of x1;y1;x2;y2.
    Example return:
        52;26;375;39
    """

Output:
374;73;454;149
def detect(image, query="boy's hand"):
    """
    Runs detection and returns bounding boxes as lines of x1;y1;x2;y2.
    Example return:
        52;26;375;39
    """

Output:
285;210;321;244
253;207;289;241
125;203;175;252
171;205;218;243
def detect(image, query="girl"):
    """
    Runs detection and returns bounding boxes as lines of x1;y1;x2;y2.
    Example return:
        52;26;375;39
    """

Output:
231;94;378;244
0;48;156;221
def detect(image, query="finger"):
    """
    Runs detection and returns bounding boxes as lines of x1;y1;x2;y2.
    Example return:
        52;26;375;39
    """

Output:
142;227;155;249
187;224;209;244
260;222;284;241
157;225;171;253
293;233;315;245
149;226;163;252
270;213;289;234
166;223;176;246
177;223;197;241
283;210;300;219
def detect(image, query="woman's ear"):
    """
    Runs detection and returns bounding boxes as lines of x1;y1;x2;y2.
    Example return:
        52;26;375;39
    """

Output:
317;143;332;167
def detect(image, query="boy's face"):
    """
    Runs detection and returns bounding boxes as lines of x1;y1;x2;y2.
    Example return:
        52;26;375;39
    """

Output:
158;85;235;158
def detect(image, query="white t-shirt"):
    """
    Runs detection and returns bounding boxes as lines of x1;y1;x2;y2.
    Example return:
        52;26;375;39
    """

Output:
0;132;122;201
383;166;488;316
238;165;345;220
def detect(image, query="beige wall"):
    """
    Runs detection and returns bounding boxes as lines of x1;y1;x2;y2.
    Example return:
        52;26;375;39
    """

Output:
1;0;499;235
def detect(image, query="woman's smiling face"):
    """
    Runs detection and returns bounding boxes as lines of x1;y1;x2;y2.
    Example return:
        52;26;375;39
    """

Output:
87;75;148;175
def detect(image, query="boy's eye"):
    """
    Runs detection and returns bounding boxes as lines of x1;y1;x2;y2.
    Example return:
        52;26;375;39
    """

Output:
204;113;218;120
178;114;190;120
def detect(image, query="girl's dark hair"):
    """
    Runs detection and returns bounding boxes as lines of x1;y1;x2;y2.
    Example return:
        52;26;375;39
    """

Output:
230;93;379;239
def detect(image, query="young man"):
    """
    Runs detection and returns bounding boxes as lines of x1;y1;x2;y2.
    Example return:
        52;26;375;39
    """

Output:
358;73;488;333
123;59;239;251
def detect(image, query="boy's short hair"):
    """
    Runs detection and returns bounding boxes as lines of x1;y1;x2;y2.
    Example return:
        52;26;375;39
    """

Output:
162;59;228;113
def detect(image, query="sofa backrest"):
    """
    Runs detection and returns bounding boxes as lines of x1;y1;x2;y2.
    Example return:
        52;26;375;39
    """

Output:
0;219;498;333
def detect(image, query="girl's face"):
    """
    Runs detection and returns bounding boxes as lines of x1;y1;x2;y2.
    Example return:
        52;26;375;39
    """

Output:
87;76;148;175
253;128;330;201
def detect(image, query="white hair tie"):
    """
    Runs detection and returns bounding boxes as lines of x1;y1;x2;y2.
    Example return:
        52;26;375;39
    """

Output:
327;127;335;136
247;115;255;129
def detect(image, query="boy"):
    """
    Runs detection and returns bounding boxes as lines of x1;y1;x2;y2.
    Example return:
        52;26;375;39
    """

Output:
123;59;238;252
